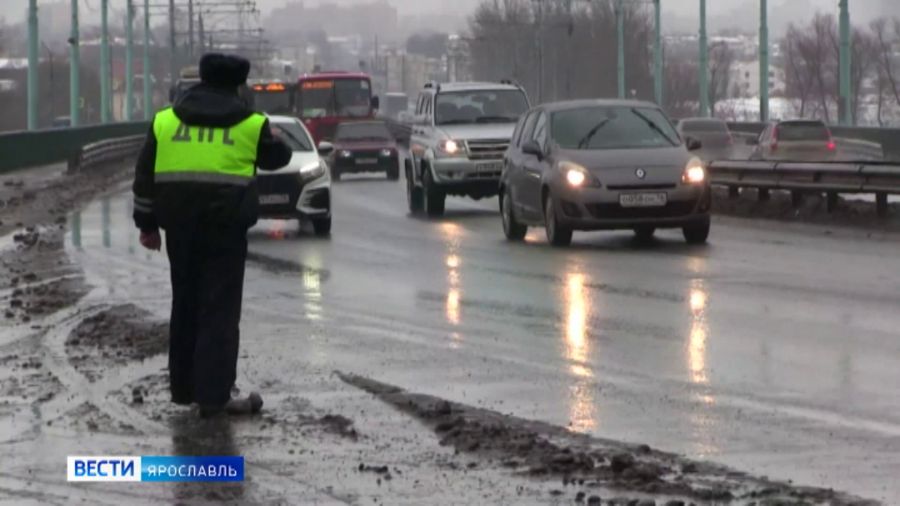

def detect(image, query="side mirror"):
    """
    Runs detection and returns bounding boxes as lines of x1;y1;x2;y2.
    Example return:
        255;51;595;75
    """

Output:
685;136;703;151
318;141;334;156
371;95;380;111
746;136;760;146
522;140;544;159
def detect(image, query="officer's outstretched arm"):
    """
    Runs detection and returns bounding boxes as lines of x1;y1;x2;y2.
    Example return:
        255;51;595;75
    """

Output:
256;119;292;172
132;125;159;232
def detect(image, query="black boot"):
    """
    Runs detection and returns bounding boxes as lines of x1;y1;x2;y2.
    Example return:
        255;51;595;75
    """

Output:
198;392;263;418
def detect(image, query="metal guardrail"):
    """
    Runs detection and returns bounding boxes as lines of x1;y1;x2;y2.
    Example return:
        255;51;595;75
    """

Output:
708;160;900;217
69;135;145;173
0;121;150;174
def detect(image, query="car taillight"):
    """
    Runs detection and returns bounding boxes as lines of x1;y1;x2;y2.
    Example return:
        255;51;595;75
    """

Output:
771;142;778;152
827;140;836;151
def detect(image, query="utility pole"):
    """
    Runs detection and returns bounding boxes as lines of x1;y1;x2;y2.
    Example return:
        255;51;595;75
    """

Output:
759;0;769;122
144;0;152;119
169;0;178;86
126;0;135;121
616;0;625;98
839;0;852;125
698;0;709;117
198;14;205;54
653;0;662;105
188;0;195;59
27;0;38;130
70;0;81;126
101;0;111;123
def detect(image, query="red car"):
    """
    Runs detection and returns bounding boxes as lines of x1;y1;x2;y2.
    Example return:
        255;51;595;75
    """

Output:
328;121;400;181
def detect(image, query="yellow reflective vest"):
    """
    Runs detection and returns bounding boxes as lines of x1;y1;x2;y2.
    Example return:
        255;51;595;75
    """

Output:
152;108;267;186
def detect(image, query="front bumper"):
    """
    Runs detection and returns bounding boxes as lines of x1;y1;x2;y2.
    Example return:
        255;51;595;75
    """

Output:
553;183;711;230
257;172;331;219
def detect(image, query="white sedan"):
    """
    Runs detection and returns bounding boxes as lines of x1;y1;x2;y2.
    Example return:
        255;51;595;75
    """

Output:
258;115;334;236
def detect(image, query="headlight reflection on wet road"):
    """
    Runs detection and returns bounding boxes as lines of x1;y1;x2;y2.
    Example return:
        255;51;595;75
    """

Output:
562;271;597;432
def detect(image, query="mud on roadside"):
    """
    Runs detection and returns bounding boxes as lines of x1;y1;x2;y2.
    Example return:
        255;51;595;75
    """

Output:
339;373;879;506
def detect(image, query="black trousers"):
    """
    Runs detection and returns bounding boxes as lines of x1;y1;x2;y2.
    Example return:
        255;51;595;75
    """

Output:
164;220;248;407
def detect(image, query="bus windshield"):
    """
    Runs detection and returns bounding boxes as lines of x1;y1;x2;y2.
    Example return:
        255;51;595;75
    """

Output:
298;78;372;119
251;90;293;115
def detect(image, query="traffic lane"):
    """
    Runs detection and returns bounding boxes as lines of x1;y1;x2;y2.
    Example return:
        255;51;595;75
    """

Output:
247;176;900;502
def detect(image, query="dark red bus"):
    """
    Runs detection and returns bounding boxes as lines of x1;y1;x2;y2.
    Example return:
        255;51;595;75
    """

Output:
296;72;378;144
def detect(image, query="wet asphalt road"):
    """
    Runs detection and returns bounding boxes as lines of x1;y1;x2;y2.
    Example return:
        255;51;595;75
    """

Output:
62;174;900;503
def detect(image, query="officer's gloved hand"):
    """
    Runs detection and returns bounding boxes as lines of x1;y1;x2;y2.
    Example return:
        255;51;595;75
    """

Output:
140;230;162;251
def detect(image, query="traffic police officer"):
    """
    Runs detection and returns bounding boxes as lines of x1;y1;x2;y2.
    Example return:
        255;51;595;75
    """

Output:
132;53;291;417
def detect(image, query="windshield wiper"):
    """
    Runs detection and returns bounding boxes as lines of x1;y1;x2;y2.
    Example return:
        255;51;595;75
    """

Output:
630;108;678;147
577;118;612;149
475;116;517;123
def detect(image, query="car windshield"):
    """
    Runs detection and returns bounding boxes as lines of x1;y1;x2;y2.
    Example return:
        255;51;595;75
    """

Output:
777;122;830;141
681;120;729;133
552;106;680;150
335;122;392;142
271;122;314;152
252;91;293;115
435;90;529;125
299;78;372;119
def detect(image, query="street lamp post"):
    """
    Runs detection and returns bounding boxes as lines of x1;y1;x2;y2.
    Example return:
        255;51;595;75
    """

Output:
616;0;625;98
759;0;769;122
839;0;852;125
126;0;135;121
100;0;111;123
144;0;152;120
69;0;80;126
27;0;39;130
653;0;662;105
698;0;709;117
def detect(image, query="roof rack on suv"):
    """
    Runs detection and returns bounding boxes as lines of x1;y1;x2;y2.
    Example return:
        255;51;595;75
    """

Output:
499;79;519;87
423;81;440;91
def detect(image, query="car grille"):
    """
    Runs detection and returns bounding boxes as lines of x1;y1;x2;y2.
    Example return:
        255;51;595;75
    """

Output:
465;139;509;161
586;201;697;219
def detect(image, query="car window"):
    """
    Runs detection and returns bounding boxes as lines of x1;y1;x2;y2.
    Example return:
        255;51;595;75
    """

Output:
335;122;392;142
424;95;433;121
271;122;314;152
520;111;540;145
512;112;532;148
532;112;548;149
550;105;679;150
415;94;425;115
434;90;529;125
777;121;830;141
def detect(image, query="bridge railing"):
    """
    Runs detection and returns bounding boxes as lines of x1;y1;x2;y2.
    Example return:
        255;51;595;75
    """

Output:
0;122;150;174
708;159;900;217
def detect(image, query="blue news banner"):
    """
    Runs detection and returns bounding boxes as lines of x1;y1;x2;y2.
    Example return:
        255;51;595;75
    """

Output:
67;456;244;482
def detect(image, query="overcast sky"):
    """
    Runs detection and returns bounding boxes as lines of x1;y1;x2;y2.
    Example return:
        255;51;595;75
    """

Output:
3;0;898;33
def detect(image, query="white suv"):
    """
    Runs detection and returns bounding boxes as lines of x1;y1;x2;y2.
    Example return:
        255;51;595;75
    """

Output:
405;81;531;216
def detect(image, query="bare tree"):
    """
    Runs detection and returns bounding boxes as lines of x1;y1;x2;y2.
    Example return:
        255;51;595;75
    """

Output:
468;0;654;103
870;19;900;110
707;41;735;116
663;57;699;119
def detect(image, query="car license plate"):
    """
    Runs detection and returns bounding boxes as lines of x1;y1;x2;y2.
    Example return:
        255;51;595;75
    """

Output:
476;161;503;172
357;158;378;164
619;192;667;207
260;194;289;205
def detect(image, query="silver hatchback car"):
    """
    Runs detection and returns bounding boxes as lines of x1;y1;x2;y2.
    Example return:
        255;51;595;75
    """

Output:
499;99;711;246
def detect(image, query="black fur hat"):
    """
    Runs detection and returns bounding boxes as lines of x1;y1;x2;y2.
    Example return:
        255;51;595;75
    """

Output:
199;53;251;88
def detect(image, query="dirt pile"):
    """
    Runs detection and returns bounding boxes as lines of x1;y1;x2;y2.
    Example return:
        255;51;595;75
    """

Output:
339;373;878;506
66;305;168;381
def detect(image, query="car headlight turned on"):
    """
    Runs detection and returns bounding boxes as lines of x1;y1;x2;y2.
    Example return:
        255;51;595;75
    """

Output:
380;148;395;157
438;139;463;156
339;149;353;158
557;161;597;188
682;157;706;184
299;160;327;181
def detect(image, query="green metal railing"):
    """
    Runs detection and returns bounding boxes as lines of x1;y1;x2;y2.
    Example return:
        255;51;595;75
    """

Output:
0;122;149;174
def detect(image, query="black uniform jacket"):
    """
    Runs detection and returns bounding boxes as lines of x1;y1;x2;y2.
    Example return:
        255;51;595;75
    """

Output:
132;84;292;233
